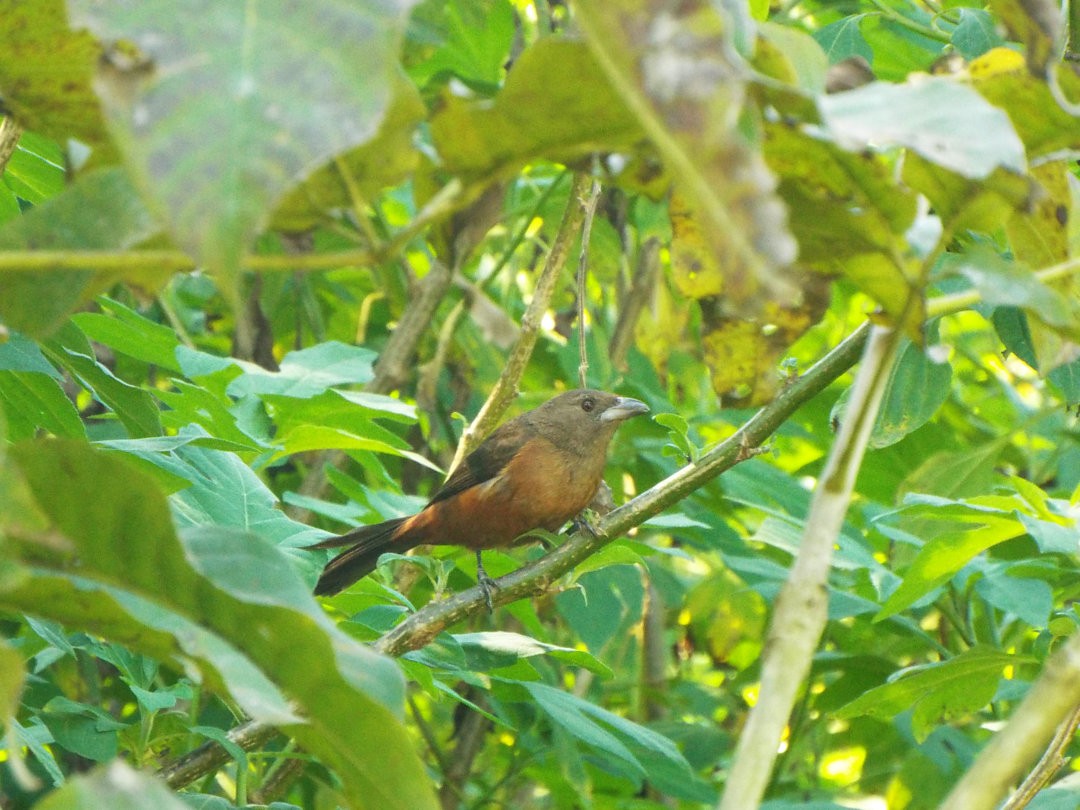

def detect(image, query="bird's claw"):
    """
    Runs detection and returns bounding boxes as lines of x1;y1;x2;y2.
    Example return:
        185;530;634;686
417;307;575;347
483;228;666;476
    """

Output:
475;551;499;614
570;512;600;538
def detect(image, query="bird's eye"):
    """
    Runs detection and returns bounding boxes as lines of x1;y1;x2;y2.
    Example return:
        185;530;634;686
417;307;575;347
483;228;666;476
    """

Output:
581;397;595;412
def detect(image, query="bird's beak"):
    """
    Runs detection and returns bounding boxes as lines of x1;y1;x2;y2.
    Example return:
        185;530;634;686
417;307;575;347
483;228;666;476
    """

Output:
600;396;650;423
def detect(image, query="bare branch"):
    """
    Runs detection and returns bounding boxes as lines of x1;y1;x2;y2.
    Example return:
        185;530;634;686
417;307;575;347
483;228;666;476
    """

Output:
718;323;902;810
1002;704;1080;810
0;116;25;177
942;633;1080;810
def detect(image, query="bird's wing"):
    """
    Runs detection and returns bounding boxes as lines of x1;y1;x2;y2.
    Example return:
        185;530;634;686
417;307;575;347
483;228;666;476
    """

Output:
427;418;527;505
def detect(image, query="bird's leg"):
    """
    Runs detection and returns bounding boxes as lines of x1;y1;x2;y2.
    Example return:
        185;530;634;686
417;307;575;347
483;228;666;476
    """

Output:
475;550;499;613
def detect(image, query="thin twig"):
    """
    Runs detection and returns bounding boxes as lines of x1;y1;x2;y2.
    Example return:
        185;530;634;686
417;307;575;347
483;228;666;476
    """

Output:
576;174;602;388
1002;703;1080;810
0;116;25;178
449;172;595;469
609;237;660;371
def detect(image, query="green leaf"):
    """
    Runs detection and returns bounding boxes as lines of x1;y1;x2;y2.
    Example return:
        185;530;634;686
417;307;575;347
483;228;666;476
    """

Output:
877;510;1024;619
820;78;1026;179
454;631;613;677
522;681;705;797
835;647;1018;742
44;321;162;438
33;761;191;810
431;38;643;179
899;438;1008;501
951;9;1004;60
869;337;952;449
975;564;1053;627
4;439;438;810
942;249;1078;334
68;0;419;287
223;341;377;398
73;298;184;372
40;701;120;762
0;370;86;440
0;168;159;336
5;131;66;205
1048;358;1080;401
814;15;872;64
408;0;515;92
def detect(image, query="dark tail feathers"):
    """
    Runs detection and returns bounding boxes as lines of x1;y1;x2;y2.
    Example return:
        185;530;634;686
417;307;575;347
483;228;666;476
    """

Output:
313;517;414;596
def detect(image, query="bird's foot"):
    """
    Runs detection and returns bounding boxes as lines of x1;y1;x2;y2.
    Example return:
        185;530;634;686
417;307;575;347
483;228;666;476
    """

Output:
570;512;600;538
475;551;499;614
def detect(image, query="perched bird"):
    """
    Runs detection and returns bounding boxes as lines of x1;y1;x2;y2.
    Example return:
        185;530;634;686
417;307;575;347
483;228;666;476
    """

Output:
312;389;649;602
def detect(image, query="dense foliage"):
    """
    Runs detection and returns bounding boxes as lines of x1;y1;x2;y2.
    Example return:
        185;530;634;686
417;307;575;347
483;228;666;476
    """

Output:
1;1;1079;809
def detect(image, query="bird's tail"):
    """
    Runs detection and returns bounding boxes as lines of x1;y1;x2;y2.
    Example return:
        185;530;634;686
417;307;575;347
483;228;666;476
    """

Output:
312;516;415;596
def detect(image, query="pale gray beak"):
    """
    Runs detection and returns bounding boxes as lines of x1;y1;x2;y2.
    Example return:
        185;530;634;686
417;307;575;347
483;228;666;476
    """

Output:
600;396;650;423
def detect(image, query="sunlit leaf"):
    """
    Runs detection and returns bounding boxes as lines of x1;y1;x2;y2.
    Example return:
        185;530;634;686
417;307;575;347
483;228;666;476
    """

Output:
820;77;1026;178
835;647;1019;742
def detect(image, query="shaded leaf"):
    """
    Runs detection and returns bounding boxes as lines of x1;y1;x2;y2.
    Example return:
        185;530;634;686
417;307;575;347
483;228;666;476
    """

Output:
68;0;419;289
0;168;160;336
455;631;613;677
831;336;951;449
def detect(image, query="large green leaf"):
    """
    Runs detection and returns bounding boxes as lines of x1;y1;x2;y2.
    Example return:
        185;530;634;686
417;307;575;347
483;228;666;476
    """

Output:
3;440;438;810
877;499;1027;619
0;168;159;336
33;761;191;810
830;335;952;450
835;647;1020;742
520;680;712;801
67;0;419;287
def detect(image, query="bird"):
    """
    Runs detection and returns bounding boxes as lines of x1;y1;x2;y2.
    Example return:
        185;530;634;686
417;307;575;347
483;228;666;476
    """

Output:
312;389;649;604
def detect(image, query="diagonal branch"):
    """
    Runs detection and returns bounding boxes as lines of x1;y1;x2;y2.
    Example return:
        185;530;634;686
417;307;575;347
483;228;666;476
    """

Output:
158;320;871;788
375;321;871;657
